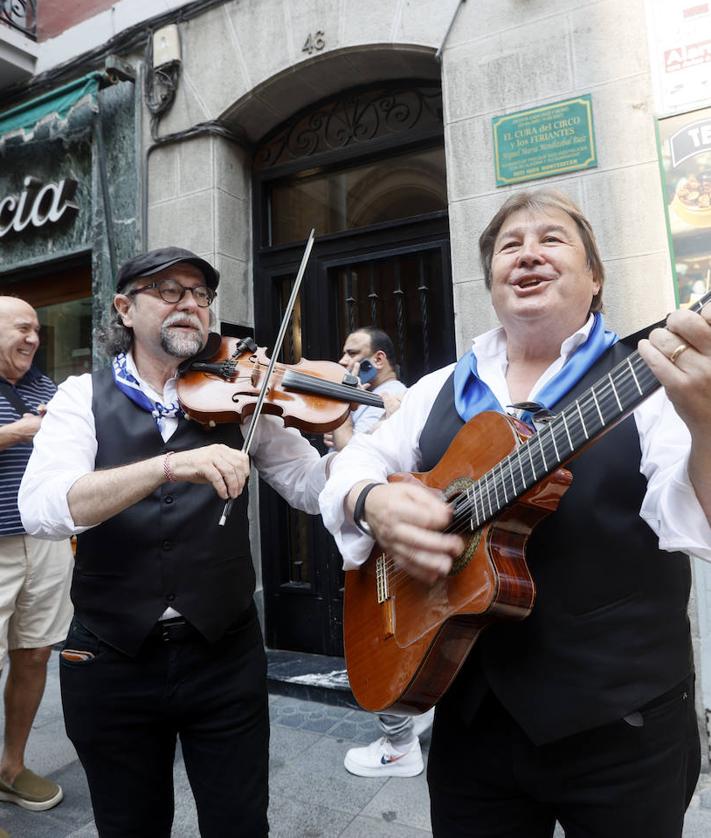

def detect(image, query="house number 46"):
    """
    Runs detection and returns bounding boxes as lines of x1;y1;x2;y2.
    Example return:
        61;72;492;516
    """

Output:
302;31;325;54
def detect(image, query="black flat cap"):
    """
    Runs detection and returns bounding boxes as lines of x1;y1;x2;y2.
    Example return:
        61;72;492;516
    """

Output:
116;247;219;292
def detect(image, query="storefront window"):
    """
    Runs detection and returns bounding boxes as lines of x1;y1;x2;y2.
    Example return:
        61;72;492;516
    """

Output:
36;297;92;383
657;107;711;308
1;262;92;384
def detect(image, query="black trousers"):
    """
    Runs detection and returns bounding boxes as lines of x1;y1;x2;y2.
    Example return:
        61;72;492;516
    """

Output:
428;681;700;838
60;607;269;838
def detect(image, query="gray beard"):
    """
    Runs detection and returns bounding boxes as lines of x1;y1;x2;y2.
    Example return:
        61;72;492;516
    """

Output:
160;322;204;358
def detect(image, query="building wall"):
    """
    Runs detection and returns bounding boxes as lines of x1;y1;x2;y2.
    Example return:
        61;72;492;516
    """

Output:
143;0;674;344
443;0;672;350
37;0;117;41
147;135;253;331
143;0;461;330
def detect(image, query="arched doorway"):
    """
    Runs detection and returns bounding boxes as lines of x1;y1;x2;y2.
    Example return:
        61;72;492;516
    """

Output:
253;81;455;655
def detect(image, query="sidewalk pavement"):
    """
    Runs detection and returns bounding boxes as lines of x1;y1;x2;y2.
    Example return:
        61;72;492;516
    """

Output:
1;651;711;837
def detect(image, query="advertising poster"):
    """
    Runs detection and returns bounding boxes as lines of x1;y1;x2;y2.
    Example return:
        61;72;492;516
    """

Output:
646;0;711;116
657;106;711;306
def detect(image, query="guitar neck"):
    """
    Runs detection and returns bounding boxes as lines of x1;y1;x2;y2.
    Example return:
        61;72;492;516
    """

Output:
453;291;711;532
281;368;385;408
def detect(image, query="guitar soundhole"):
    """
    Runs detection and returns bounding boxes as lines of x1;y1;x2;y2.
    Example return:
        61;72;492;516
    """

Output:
444;477;483;577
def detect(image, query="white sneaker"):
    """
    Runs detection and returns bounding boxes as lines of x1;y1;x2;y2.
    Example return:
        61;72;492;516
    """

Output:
344;736;424;778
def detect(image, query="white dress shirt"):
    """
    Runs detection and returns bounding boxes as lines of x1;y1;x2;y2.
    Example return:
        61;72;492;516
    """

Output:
351;378;407;434
19;352;331;540
319;317;711;569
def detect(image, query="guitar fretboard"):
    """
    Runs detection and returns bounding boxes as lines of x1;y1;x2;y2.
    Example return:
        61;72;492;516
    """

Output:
450;289;711;533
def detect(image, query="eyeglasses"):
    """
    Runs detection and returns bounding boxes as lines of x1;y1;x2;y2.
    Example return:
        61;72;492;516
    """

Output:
127;279;216;308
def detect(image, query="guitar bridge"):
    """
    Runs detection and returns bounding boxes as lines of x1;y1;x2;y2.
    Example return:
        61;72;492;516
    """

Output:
375;553;395;638
375;553;389;604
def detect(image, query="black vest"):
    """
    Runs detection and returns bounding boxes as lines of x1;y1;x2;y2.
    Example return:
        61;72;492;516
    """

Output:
419;343;692;744
73;369;253;656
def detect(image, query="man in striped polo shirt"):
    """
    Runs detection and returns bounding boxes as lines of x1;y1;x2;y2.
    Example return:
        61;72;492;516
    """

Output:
0;297;72;814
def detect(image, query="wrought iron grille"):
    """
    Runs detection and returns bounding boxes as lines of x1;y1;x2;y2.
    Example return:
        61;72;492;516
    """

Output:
334;249;445;386
255;84;443;170
1;0;37;40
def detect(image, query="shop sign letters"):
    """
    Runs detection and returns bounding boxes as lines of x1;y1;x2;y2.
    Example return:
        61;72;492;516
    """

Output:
0;176;79;239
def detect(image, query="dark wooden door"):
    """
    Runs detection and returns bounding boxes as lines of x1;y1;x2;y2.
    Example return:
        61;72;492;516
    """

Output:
255;216;455;655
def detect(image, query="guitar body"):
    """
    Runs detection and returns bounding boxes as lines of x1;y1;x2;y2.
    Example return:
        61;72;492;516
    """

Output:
343;410;573;714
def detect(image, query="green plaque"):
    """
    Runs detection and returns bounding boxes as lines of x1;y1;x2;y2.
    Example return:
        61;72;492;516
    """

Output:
493;95;597;187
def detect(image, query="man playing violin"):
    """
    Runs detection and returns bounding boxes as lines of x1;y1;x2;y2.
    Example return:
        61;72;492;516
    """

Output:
320;189;711;838
18;247;332;837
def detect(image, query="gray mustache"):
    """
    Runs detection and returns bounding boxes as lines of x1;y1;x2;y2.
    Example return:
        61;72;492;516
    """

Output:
163;314;202;329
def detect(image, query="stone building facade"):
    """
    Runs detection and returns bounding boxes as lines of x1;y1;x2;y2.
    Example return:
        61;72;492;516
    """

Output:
1;0;709;757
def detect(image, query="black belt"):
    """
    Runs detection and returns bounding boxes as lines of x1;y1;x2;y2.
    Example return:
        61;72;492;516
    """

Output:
147;617;202;643
146;604;257;645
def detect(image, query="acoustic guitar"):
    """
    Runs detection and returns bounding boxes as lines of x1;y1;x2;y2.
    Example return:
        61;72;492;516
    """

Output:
343;294;711;715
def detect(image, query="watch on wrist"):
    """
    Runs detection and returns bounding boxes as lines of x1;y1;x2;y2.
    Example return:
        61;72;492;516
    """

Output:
353;482;382;536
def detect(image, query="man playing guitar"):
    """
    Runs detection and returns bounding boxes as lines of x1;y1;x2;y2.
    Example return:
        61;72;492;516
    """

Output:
320;188;711;838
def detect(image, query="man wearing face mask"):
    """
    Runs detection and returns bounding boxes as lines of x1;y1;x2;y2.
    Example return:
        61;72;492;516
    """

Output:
328;327;433;777
326;327;407;452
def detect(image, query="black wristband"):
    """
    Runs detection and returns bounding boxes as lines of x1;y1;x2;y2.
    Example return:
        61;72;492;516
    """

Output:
353;482;382;536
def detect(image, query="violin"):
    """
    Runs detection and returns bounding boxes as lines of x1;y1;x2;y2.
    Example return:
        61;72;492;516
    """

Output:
177;333;384;433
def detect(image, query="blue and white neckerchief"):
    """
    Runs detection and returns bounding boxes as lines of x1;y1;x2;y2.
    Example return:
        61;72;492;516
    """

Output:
111;353;184;428
453;313;619;427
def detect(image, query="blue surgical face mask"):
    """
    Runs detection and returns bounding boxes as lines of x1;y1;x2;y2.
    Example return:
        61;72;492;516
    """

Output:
357;358;378;385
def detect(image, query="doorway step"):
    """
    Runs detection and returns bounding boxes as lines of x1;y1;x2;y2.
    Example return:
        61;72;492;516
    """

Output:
266;649;355;707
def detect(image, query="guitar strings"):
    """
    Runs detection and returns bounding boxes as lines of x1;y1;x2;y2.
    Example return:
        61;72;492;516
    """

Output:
443;350;655;537
372;293;709;582
379;381;639;584
372;296;711;589
374;352;658;589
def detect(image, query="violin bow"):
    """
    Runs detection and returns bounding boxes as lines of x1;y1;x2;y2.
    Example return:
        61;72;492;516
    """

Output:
219;228;316;526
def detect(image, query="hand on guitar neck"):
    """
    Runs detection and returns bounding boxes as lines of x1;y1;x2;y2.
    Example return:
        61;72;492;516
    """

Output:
639;303;711;526
346;480;465;585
